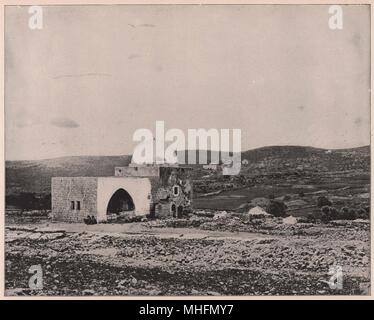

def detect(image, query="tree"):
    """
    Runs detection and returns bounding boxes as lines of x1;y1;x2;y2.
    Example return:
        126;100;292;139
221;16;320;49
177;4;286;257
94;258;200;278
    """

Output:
317;196;332;208
306;213;316;223
320;206;338;222
357;208;369;219
340;207;349;219
348;208;357;220
329;207;338;220
340;207;358;220
17;192;38;210
40;194;51;210
6;192;51;211
321;206;332;223
266;200;287;217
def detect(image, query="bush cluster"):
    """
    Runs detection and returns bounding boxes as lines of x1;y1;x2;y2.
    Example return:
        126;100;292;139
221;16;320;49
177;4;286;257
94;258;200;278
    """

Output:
266;200;287;217
320;205;370;222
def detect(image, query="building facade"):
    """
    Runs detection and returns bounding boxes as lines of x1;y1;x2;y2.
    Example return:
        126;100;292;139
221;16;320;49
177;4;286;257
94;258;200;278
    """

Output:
51;164;193;223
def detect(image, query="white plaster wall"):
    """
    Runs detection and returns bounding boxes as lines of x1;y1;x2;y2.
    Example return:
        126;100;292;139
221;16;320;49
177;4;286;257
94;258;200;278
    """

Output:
96;177;152;222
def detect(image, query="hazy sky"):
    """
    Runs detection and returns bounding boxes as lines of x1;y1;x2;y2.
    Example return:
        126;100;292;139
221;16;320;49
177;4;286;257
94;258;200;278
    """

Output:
5;5;370;160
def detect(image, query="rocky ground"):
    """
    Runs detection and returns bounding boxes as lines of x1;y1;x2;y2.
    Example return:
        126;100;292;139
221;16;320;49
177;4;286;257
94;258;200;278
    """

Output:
5;215;370;296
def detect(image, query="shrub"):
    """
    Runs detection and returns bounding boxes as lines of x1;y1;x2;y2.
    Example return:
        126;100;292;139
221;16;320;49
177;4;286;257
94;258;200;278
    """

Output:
348;209;357;220
268;194;275;200
266;200;287;217
320;206;339;223
306;213;316;223
320;206;331;223
340;207;349;219
321;206;330;215
283;195;291;201
6;192;51;211
298;192;305;198
357;208;369;219
339;207;356;220
329;207;339;220
297;214;316;223
317;196;332;208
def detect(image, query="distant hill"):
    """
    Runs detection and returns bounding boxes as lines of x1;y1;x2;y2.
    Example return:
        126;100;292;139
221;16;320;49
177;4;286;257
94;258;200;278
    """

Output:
6;155;132;194
5;145;370;195
240;145;370;175
178;145;370;164
242;145;370;162
241;146;324;162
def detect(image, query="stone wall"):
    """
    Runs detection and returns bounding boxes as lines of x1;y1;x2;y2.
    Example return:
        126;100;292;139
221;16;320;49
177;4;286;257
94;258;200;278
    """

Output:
150;167;193;218
114;166;160;177
51;165;193;222
51;177;98;222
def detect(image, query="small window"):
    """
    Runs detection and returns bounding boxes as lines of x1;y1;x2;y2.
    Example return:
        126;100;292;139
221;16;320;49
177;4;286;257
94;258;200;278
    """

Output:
173;186;179;196
170;203;176;217
76;201;81;210
70;201;75;210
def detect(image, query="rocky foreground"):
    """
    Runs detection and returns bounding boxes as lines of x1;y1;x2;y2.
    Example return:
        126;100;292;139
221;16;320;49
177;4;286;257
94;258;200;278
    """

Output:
5;216;371;296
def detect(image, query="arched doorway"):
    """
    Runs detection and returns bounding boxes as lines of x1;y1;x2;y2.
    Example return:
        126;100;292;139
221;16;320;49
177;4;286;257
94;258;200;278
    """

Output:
96;177;152;222
106;188;135;215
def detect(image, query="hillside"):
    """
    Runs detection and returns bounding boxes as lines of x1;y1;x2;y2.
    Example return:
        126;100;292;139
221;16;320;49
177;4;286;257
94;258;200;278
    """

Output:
5;145;370;195
240;145;370;173
6;155;132;194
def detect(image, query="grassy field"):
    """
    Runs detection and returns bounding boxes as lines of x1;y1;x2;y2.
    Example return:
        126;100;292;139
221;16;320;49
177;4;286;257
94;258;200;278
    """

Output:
193;174;370;217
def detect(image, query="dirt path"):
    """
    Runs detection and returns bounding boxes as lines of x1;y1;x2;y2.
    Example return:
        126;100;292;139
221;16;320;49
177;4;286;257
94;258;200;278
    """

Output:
6;221;270;242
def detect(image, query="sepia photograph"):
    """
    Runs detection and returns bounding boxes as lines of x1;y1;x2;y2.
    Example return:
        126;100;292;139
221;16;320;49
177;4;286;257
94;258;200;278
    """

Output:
2;2;372;298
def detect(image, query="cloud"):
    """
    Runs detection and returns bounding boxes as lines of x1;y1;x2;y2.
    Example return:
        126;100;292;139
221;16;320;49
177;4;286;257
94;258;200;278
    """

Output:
53;73;112;79
128;54;141;60
128;23;155;28
50;117;80;128
139;23;155;27
15;117;38;128
13;112;41;128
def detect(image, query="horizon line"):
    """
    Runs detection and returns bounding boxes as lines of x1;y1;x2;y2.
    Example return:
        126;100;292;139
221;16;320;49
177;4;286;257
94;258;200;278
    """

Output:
5;144;370;162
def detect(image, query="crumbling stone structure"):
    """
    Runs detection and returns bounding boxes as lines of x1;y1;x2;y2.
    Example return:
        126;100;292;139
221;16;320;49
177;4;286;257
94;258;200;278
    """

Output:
51;164;193;223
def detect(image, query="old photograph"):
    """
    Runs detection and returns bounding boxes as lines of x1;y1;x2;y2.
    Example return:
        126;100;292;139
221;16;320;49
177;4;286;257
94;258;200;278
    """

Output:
3;3;371;297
